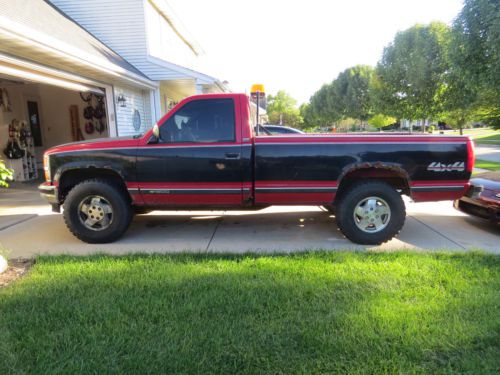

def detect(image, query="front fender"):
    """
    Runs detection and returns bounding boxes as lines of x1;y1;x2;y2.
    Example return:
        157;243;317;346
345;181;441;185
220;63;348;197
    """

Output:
54;161;127;186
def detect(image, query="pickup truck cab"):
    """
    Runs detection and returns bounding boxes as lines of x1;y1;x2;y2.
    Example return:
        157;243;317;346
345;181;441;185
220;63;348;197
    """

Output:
40;93;475;245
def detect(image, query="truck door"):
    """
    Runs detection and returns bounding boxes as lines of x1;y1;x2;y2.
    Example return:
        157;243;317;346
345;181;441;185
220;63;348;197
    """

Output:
136;97;244;207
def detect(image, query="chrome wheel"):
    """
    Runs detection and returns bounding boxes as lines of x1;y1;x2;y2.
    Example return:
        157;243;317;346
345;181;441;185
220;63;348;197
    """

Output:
78;195;113;231
353;196;391;233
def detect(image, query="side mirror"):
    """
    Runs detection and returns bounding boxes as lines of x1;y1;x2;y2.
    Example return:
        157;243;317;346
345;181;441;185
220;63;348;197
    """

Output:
148;124;161;144
152;124;160;138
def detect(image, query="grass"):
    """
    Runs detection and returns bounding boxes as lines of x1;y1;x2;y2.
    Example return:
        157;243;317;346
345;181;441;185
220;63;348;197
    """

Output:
472;131;500;145
1;252;499;374
463;128;499;138
475;159;500;171
438;128;500;144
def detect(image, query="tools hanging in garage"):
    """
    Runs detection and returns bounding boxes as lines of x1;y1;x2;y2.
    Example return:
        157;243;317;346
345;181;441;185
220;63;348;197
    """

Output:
3;119;37;181
94;95;106;134
79;92;107;135
81;92;94;135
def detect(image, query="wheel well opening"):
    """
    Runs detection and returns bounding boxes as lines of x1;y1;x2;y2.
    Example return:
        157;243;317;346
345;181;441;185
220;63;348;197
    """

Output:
58;168;130;203
336;167;410;201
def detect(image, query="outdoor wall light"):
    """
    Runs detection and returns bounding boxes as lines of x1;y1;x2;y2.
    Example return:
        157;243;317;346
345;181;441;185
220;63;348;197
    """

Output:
117;94;127;107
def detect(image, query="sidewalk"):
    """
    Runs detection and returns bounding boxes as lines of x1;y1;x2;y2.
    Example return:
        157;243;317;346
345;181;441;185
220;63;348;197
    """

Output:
475;145;500;163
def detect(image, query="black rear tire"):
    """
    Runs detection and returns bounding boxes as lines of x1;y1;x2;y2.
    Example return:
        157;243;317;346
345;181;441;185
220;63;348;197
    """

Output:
63;179;132;243
335;181;405;245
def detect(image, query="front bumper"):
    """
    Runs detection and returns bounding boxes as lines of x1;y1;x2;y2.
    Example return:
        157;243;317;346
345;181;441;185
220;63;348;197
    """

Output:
38;182;60;212
454;196;500;223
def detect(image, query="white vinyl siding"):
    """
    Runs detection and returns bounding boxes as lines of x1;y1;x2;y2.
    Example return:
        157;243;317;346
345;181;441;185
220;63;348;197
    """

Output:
115;86;151;136
49;0;224;122
49;0;212;82
49;0;149;72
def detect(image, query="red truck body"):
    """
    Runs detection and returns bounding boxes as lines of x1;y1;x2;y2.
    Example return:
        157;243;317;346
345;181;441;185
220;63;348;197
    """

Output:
40;93;474;244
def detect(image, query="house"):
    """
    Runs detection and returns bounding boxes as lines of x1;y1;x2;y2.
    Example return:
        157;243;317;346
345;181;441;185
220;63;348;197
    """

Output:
400;119;431;131
0;0;158;179
0;0;228;181
49;0;229;123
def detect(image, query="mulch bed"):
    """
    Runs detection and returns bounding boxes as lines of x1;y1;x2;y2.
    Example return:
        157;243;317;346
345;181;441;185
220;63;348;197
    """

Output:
0;259;34;288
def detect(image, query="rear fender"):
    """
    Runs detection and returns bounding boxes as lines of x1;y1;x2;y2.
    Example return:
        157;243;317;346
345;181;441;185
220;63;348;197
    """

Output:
337;162;412;197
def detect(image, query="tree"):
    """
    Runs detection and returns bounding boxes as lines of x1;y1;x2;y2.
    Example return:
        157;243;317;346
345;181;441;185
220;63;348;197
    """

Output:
308;65;374;128
368;114;397;129
0;158;13;188
451;0;500;129
440;65;478;134
299;103;315;131
308;84;341;127
333;65;374;122
266;91;303;127
374;22;451;130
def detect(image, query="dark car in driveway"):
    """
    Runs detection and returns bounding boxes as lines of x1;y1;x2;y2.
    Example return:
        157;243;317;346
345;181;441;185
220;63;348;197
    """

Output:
262;125;304;135
454;172;500;223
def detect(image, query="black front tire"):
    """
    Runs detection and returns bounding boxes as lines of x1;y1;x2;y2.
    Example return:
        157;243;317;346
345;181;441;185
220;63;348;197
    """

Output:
63;179;132;243
335;181;406;245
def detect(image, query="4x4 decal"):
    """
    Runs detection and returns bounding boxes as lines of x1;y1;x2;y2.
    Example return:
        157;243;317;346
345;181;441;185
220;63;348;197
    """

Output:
427;162;465;172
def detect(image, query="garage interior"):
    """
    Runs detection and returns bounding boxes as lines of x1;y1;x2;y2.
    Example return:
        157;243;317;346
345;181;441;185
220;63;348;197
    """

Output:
1;74;108;182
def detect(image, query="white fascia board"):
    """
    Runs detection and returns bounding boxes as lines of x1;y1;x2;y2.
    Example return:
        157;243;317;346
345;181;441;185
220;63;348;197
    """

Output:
148;0;204;56
0;63;104;94
146;54;216;84
0;52;106;89
0;16;157;90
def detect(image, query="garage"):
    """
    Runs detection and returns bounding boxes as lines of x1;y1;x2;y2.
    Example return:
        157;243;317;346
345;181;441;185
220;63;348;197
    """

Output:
0;0;157;182
0;57;112;181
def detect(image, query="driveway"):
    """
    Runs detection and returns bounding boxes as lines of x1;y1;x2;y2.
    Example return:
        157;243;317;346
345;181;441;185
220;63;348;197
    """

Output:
475;145;500;163
0;184;498;258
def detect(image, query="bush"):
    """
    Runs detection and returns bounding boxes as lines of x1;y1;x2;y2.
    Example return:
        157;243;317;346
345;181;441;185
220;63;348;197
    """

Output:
428;125;436;133
0;158;13;188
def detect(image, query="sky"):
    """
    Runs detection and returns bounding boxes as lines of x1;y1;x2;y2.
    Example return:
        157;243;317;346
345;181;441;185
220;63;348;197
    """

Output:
167;0;464;104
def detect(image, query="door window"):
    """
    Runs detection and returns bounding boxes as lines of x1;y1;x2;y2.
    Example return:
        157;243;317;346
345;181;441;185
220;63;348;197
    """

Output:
160;99;235;143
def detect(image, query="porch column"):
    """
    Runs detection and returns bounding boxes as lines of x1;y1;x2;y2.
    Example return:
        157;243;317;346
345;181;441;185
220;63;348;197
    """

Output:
102;84;118;137
151;89;162;121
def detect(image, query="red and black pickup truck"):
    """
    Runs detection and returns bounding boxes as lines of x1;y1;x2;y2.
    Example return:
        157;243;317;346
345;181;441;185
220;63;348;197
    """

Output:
39;93;475;245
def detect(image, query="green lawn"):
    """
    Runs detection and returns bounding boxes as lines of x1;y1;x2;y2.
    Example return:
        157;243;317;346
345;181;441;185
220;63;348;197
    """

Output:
1;252;499;374
436;128;500;144
472;131;500;145
464;128;499;138
475;159;500;171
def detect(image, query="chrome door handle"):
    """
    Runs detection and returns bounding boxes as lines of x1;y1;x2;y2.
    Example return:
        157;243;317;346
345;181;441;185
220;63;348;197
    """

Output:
225;153;240;159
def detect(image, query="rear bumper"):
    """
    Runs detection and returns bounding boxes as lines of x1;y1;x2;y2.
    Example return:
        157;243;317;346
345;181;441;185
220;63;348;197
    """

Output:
38;182;60;212
411;182;470;202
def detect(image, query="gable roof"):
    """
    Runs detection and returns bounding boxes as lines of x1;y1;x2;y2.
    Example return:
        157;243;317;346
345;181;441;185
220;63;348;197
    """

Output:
0;0;156;88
